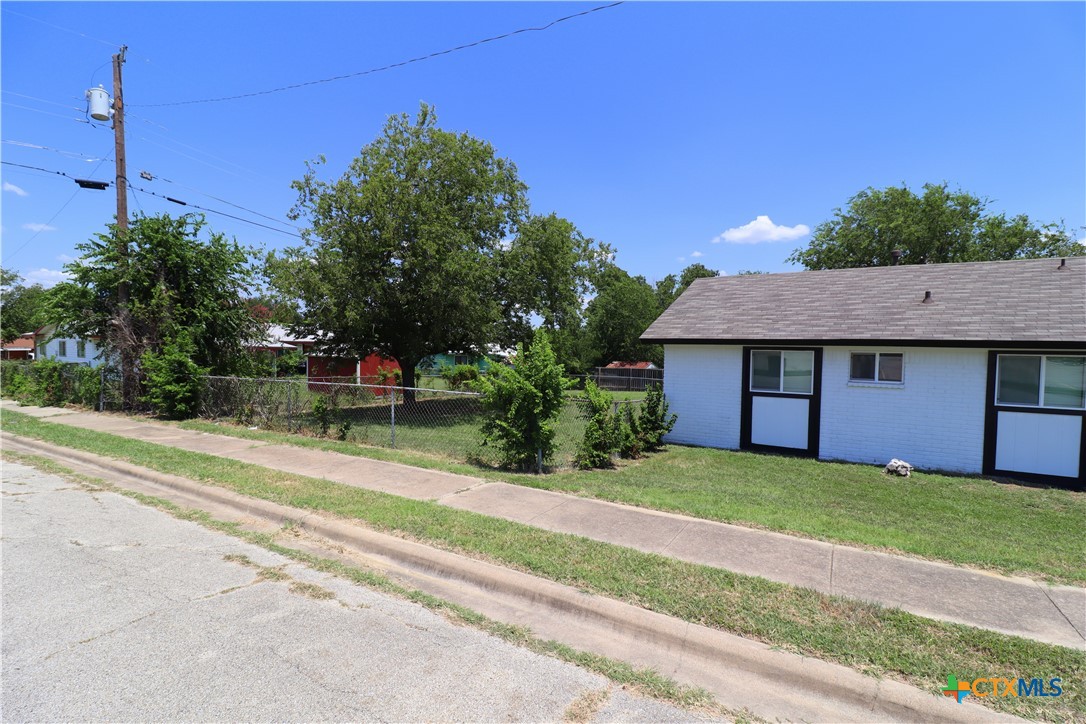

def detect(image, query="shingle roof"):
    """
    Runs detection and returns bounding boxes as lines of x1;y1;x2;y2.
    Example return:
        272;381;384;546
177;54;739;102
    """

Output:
641;257;1086;347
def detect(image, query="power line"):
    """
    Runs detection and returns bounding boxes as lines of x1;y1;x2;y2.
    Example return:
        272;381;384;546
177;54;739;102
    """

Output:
1;152;113;263
1;160;303;240
2;90;83;111
142;173;300;230
2;7;121;48
3;140;107;162
128;184;303;238
133;2;625;108
1;102;93;124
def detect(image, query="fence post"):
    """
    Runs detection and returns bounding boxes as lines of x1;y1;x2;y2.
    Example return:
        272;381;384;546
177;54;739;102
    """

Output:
286;379;293;433
98;366;105;412
390;386;396;448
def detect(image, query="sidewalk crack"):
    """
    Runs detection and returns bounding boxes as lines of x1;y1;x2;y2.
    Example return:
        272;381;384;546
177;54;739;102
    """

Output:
659;522;690;553
1036;582;1085;640
829;546;836;595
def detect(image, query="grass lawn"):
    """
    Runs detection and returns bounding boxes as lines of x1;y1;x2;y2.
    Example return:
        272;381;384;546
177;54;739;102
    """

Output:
2;409;1083;722
165;415;1086;585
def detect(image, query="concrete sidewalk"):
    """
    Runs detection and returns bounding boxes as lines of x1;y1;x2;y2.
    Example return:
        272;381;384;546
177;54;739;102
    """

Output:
4;400;1084;650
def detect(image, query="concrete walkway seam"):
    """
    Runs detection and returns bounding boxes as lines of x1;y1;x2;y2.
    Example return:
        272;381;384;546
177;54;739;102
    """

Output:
2;432;1019;724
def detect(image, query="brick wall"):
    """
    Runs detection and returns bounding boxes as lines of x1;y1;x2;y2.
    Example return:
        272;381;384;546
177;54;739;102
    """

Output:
662;344;742;448
660;344;988;473
817;347;987;473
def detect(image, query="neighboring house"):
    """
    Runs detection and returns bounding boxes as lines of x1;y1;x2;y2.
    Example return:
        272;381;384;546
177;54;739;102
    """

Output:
640;257;1085;489
419;353;493;373
32;325;105;368
1;333;35;360
603;361;658;370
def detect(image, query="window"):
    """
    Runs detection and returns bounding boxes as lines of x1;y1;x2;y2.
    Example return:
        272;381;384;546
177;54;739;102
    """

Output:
850;352;903;383
57;340;67;357
997;355;1086;409
76;340;86;358
750;350;814;394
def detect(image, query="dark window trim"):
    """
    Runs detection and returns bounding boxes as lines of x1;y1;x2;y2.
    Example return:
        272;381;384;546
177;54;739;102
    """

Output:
983;350;1085;491
741;346;822;458
849;351;904;383
749;349;816;395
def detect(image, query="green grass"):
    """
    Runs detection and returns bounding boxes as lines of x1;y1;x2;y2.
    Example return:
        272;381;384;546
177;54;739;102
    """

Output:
3;409;1083;721
171;416;1086;585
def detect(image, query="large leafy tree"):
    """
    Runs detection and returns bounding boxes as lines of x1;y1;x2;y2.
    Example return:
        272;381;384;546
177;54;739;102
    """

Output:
584;266;662;367
653;262;719;312
0;268;47;343
503;213;612;370
46;213;258;376
789;182;1081;269
273;103;535;397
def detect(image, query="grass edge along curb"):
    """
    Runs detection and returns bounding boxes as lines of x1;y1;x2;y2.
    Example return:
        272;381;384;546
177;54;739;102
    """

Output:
171;416;1086;586
1;411;1083;722
0;449;737;720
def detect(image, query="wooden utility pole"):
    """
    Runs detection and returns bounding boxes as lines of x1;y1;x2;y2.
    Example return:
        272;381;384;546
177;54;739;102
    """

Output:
112;45;136;408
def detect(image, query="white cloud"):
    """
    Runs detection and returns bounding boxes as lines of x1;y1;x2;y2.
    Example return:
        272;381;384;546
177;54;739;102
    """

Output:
22;223;57;233
676;256;686;263
56;253;76;263
690;250;704;258
3;182;28;197
712;215;810;244
1078;237;1086;246
23;267;71;288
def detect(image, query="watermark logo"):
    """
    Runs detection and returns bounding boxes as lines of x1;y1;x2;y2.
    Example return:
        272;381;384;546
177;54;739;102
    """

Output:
942;676;970;703
942;675;1062;703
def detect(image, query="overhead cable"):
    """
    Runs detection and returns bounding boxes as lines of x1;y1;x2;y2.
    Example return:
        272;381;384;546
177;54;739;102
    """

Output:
132;2;624;108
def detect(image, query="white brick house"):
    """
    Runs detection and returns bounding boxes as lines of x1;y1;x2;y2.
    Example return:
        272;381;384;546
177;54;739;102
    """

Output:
642;258;1085;489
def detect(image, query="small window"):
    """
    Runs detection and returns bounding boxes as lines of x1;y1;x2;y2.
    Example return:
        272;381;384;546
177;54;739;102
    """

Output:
58;340;67;357
997;355;1086;409
76;340;86;358
850;352;903;383
750;350;814;394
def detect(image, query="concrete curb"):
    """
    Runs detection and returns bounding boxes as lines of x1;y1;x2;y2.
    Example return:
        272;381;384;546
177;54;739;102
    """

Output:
2;432;1020;723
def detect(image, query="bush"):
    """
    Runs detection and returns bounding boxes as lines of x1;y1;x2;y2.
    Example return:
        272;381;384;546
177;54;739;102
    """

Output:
69;365;102;408
440;364;480;391
476;329;570;472
637;383;677;452
33;358;67;407
141;333;208;420
312;394;335;437
0;361;35;402
575;379;617;469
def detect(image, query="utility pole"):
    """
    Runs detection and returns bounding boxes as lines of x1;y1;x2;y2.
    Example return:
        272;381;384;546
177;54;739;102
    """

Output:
111;45;136;408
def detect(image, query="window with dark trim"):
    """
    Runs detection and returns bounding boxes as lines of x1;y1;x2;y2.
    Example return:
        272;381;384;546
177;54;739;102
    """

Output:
76;340;86;358
750;350;814;394
996;354;1086;410
850;352;903;383
57;340;67;357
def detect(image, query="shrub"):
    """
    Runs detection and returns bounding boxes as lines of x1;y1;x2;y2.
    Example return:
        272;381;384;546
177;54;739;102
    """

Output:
375;364;403;386
336;419;353;441
141;333;208;420
33;358;68;407
69;365;102;408
637;383;677;452
476;329;570;472
312;394;335;437
575;379;617;469
0;362;35;402
615;402;644;459
440;363;480;391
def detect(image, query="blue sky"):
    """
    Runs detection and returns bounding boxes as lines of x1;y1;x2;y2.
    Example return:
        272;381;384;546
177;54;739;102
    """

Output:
3;1;1084;290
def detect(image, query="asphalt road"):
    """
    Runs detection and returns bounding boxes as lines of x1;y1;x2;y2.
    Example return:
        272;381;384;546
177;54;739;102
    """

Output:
1;460;710;723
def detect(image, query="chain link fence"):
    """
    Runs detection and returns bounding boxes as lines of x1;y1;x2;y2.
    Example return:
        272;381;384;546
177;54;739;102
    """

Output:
197;375;642;470
1;360;125;411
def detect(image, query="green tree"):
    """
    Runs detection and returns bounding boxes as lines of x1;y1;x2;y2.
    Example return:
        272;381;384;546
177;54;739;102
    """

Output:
789;182;1081;269
503;213;611;370
476;329;570;471
584;266;661;367
141;331;208;419
46;213;258;378
653;262;719;312
272;103;528;400
0;269;47;343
